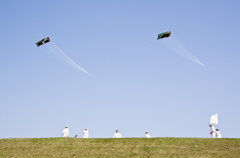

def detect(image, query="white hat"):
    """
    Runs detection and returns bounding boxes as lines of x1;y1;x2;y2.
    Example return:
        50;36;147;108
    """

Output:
66;126;69;128
145;131;148;133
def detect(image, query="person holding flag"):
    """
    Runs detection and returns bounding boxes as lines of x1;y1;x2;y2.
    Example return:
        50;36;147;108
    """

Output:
209;114;219;138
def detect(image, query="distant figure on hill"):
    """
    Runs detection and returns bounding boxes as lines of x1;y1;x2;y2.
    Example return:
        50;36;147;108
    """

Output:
209;124;215;138
216;129;222;138
83;128;89;138
62;126;69;138
145;131;151;138
75;135;78;138
113;130;122;138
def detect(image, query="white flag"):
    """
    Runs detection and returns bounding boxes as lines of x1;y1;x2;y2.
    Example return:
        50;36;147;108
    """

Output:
210;114;218;124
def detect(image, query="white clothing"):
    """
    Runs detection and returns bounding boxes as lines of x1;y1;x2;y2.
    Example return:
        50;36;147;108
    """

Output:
62;128;69;138
210;126;215;138
113;133;122;138
216;131;222;138
146;133;151;138
83;130;89;138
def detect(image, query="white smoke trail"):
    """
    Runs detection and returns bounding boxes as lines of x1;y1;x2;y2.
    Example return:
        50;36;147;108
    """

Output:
161;35;206;67
41;42;91;75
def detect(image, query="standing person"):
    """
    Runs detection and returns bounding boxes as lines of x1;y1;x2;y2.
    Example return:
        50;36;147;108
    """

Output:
62;126;69;138
83;128;89;138
209;124;215;138
216;129;222;138
113;130;122;138
145;131;151;138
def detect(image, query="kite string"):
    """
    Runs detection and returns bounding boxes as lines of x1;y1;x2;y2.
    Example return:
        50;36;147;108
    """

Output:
49;44;80;68
166;38;195;61
162;35;205;66
45;44;80;70
169;37;203;65
42;41;92;75
147;36;158;49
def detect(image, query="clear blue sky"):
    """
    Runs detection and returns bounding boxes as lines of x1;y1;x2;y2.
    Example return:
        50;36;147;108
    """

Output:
0;1;240;138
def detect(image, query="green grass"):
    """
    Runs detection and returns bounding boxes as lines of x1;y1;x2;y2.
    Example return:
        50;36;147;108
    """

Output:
0;138;240;157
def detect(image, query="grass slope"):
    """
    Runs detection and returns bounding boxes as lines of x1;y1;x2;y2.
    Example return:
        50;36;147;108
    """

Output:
0;138;240;157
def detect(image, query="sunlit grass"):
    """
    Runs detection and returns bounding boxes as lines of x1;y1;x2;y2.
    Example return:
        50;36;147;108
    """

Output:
0;138;239;157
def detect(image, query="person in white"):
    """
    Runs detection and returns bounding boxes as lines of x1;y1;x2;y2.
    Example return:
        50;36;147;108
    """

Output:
83;128;89;138
216;129;222;138
145;131;151;138
62;126;69;138
113;130;122;138
209;124;215;138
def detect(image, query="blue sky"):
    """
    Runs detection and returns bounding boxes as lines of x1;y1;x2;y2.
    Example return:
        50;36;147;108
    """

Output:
0;1;240;138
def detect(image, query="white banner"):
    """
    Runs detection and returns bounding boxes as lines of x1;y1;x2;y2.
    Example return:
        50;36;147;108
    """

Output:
210;114;218;124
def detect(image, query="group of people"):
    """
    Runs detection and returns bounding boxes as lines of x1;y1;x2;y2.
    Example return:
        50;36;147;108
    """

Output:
62;126;89;138
62;126;151;138
64;125;222;138
209;124;222;138
74;128;89;138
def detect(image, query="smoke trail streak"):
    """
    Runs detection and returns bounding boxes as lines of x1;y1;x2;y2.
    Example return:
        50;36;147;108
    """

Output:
41;42;91;75
162;35;205;66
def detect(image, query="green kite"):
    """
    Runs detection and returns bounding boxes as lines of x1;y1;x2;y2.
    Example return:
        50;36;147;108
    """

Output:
36;37;50;47
157;31;171;40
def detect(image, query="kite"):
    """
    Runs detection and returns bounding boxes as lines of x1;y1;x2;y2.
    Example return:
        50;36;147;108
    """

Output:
36;37;50;47
36;37;91;75
148;31;207;68
157;31;171;40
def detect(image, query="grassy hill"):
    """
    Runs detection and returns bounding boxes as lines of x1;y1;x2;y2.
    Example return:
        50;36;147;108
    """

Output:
0;138;240;157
